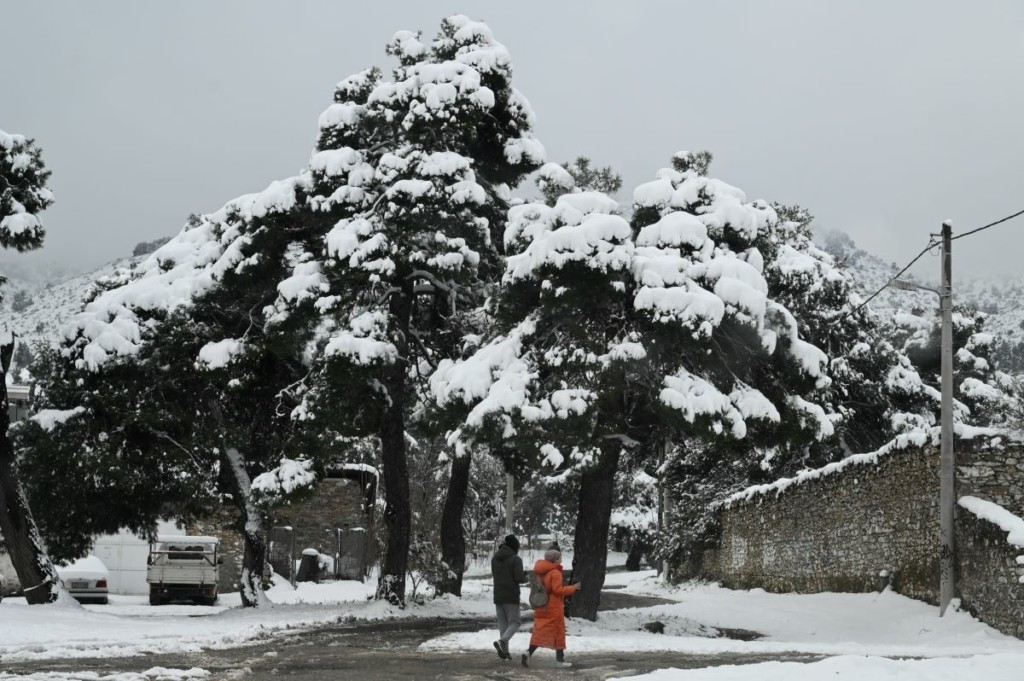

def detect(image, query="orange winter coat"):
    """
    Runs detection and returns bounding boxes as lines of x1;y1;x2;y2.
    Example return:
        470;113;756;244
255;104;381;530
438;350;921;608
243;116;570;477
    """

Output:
529;559;578;650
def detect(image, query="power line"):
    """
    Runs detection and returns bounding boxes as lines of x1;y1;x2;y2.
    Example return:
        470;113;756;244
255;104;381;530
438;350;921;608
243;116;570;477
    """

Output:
833;239;939;324
827;207;1024;326
950;207;1024;241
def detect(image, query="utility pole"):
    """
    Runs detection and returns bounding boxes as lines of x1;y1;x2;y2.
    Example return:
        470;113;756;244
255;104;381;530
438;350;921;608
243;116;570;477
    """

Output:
887;223;956;616
939;220;955;616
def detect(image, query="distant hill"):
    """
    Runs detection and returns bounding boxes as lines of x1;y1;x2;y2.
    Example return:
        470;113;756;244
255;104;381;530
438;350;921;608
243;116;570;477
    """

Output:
1;251;145;378
816;228;1024;373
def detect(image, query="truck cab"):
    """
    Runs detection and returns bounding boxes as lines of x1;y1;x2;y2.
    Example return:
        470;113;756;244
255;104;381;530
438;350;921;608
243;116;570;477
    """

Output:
146;535;221;605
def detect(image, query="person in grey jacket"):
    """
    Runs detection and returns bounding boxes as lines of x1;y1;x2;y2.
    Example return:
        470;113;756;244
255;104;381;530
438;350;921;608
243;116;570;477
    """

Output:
491;534;527;660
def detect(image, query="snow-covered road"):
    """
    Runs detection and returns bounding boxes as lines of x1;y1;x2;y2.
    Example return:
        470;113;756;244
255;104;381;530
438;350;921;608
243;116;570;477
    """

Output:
2;562;1023;680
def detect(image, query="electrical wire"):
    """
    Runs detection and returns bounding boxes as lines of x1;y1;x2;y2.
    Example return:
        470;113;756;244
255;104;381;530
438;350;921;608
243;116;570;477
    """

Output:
950;207;1024;241
828;208;1024;325
833;239;939;324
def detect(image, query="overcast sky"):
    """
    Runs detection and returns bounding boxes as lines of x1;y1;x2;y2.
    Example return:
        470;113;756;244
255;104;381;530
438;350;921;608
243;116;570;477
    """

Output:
3;1;1023;281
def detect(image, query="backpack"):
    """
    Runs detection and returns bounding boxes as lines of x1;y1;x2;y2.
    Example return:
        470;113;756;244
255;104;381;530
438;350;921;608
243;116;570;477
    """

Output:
527;570;548;608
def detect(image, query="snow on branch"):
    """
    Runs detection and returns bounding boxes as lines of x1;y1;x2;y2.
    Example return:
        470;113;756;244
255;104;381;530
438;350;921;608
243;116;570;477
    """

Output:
65;174;311;371
251;458;317;501
29;407;85;432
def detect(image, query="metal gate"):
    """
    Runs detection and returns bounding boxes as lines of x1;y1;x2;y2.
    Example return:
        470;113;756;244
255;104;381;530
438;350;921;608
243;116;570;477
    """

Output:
332;528;368;580
267;526;297;587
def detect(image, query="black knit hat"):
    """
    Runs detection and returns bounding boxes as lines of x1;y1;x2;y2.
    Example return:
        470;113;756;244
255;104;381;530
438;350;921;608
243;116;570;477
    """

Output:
504;534;520;551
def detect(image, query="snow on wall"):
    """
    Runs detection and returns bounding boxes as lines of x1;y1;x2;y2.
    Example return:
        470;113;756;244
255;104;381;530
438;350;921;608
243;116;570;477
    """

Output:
727;425;1005;505
958;496;1024;549
957;499;1024;638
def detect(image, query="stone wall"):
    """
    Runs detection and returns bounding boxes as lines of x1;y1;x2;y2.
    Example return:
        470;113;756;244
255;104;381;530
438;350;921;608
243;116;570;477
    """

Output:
273;476;374;556
958;446;1024;517
692;438;1024;638
956;504;1024;638
701;443;941;603
189;468;376;590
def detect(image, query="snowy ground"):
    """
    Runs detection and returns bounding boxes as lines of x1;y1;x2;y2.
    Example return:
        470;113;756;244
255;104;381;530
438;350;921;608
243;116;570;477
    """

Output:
2;553;1023;680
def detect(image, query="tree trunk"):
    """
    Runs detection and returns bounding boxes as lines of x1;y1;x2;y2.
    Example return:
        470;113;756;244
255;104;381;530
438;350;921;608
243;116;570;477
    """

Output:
237;507;269;608
569;440;621;620
223;445;270;608
376;360;410;605
625;537;647;571
375;290;412;606
437;452;471;596
0;343;62;604
208;399;269;608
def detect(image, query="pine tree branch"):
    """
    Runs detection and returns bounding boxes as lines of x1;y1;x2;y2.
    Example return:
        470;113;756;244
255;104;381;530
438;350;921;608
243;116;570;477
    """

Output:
602;433;641;447
149;428;205;473
406;328;438;374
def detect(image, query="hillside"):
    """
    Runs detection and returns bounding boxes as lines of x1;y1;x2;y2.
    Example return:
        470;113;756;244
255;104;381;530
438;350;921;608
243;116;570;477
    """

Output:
2;256;141;378
816;228;1024;372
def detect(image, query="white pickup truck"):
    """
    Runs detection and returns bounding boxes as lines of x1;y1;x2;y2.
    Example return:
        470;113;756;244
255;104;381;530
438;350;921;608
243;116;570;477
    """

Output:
146;536;221;606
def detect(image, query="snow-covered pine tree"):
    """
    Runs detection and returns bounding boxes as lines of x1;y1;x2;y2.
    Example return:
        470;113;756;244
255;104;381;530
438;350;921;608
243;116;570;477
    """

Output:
628;151;837;592
21;16;543;608
0;130;49;256
434;152;840;618
273;16;544;604
656;196;938;570
431;187;641;619
536;157;623;206
19;337;218;564
0;128;63;604
23;175;327;607
896;305;1019;429
610;456;659;571
760;204;936;459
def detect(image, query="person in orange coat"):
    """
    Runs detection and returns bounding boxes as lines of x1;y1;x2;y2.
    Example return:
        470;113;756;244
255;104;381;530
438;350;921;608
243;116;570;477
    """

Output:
522;549;581;668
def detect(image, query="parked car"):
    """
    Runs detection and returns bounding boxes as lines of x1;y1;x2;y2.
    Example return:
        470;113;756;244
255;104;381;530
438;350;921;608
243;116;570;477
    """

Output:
56;555;109;604
147;536;221;605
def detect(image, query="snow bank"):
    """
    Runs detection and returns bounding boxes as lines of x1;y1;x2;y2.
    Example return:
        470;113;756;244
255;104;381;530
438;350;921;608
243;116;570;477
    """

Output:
613;654;1024;681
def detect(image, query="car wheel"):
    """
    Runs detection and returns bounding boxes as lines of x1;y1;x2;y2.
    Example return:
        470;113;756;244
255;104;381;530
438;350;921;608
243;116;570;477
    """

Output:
149;595;164;606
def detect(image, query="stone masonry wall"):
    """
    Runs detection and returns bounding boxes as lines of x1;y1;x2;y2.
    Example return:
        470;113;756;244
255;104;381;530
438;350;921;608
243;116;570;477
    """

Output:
956;507;1024;639
273;477;373;557
701;445;941;603
958;445;1024;517
695;440;1024;639
188;472;375;591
